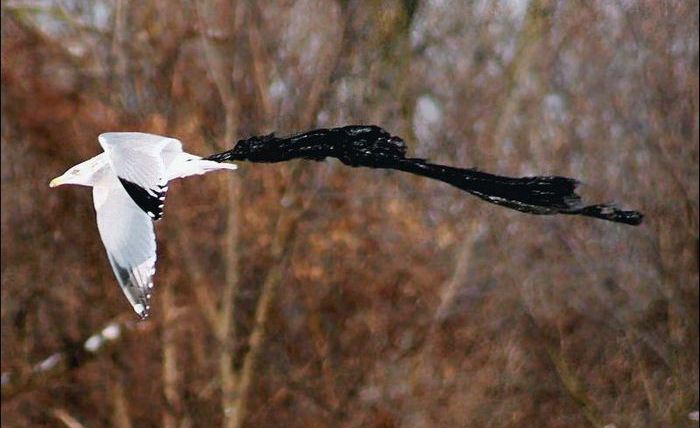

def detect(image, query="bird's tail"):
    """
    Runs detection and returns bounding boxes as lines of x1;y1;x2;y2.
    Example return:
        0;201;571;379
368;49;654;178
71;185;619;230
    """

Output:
196;159;239;173
167;154;238;181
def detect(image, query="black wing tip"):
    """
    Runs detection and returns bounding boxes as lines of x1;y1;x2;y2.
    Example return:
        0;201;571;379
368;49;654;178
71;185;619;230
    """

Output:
118;178;166;220
132;301;153;320
136;311;151;321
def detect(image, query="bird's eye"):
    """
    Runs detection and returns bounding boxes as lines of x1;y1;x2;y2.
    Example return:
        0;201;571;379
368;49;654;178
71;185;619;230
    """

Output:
71;170;80;175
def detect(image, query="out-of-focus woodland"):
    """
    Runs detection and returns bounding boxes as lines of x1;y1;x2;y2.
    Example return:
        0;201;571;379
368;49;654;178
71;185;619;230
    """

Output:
1;0;698;427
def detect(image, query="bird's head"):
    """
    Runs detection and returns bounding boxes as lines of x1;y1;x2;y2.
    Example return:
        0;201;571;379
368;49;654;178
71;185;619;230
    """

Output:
50;154;107;188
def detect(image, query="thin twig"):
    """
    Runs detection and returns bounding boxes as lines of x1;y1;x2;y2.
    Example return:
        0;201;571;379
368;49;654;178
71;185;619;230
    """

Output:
52;408;86;428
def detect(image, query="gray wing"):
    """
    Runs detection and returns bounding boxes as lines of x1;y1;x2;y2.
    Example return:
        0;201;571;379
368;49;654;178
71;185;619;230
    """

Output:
93;177;157;319
98;132;182;220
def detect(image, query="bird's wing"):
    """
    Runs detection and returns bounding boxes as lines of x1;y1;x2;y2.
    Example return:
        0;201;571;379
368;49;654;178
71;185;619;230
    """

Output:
93;177;157;319
98;132;182;220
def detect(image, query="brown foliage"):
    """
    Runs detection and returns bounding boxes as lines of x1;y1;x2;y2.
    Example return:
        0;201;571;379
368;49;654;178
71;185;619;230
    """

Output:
1;1;698;427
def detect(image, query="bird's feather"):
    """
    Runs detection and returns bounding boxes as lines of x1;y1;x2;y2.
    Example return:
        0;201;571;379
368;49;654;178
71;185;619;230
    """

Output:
93;175;156;319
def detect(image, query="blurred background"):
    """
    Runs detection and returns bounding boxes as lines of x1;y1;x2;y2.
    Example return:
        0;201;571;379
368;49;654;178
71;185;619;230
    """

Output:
1;0;698;427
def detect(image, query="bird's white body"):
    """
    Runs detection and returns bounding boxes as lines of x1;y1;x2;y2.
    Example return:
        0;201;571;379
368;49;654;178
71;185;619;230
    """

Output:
50;132;237;318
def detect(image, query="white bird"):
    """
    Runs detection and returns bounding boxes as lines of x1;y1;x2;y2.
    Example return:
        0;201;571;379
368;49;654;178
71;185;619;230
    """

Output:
49;132;237;319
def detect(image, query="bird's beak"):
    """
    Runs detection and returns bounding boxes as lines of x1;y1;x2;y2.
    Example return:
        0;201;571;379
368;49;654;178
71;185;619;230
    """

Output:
49;176;64;188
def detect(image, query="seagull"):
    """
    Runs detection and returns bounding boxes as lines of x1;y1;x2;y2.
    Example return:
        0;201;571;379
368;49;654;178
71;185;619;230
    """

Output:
51;125;642;319
50;132;237;319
